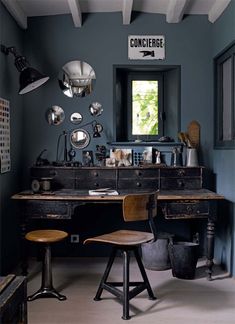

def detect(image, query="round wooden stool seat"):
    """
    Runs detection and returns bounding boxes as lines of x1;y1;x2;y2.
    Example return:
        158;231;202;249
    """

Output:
25;230;68;243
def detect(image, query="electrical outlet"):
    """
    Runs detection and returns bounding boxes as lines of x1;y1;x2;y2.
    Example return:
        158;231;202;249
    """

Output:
70;234;79;243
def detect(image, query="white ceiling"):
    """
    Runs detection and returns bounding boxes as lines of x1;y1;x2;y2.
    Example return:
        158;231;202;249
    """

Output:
1;0;232;29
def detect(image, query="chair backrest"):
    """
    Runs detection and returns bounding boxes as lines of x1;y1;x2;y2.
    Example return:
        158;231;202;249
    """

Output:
122;192;158;222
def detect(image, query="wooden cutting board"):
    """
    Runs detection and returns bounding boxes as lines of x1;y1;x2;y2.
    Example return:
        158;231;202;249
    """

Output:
187;120;200;148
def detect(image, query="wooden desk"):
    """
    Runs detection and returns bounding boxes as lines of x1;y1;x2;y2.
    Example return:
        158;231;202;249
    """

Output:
12;189;223;280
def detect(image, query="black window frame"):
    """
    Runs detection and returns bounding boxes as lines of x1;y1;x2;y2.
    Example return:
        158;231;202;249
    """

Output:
127;72;164;141
113;65;181;143
214;41;235;149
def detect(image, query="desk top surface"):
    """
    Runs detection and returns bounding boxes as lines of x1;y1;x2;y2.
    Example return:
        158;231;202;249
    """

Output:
12;189;224;201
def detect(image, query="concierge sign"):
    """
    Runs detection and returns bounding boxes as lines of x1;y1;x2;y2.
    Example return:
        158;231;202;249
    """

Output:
128;35;165;60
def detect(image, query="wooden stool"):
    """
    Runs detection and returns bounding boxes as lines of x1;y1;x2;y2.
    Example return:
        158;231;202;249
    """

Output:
25;229;68;301
84;193;158;320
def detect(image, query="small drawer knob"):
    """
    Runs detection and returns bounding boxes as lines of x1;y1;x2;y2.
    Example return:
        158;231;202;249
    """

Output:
177;180;184;188
178;170;185;176
186;205;193;213
136;182;141;187
93;172;98;177
94;183;99;187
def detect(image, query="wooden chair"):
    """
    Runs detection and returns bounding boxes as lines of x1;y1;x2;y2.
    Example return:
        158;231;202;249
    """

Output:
84;192;158;320
25;229;68;301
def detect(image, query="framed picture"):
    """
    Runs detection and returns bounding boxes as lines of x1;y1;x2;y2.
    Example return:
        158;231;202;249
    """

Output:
82;150;94;166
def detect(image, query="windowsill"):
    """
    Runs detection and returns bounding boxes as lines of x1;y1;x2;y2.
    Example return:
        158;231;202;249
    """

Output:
107;141;183;146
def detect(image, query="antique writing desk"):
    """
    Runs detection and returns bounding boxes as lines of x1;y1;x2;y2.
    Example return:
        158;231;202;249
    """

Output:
12;166;224;280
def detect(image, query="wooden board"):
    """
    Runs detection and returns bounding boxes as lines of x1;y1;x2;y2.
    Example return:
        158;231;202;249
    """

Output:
187;120;200;148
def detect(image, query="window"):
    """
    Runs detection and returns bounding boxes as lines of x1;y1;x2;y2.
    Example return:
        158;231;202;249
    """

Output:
214;42;235;148
127;73;163;141
113;65;180;143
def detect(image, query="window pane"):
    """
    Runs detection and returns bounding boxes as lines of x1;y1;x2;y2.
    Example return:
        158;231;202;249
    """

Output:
222;57;232;141
132;80;159;136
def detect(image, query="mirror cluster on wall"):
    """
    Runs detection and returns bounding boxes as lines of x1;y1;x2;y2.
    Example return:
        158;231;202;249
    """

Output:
45;60;104;154
58;60;96;98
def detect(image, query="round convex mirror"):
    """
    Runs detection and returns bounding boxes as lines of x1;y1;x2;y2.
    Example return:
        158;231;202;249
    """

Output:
70;112;83;125
58;60;96;98
70;129;90;149
89;102;103;116
46;105;65;126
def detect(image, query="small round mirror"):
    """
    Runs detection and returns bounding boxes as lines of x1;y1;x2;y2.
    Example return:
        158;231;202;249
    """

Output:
70;129;90;149
46;105;65;126
89;102;103;116
70;112;83;125
58;60;96;98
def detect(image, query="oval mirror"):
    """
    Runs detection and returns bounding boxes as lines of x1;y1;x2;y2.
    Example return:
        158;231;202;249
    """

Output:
46;105;65;126
89;102;103;116
70;129;90;149
58;60;96;98
70;112;83;125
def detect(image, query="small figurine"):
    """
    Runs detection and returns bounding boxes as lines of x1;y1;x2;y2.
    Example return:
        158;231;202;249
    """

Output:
155;150;161;164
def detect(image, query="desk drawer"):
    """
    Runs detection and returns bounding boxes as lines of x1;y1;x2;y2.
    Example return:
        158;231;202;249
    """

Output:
161;200;209;219
25;201;71;219
160;167;201;177
118;169;159;178
118;179;159;190
160;178;202;190
76;179;116;189
75;169;116;179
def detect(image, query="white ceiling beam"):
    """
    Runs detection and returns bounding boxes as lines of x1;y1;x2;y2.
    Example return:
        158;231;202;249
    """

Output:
67;0;82;27
166;0;188;23
122;0;133;25
208;0;231;23
1;0;27;29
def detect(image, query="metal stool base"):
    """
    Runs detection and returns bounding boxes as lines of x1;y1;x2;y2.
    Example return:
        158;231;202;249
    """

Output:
27;243;66;302
27;287;66;301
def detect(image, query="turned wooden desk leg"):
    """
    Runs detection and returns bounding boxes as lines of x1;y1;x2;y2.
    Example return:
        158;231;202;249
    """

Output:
206;219;215;281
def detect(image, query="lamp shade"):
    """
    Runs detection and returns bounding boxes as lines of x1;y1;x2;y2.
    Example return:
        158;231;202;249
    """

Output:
19;67;49;95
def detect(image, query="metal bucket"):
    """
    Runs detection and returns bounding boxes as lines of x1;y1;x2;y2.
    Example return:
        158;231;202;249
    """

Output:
141;233;174;271
168;241;199;279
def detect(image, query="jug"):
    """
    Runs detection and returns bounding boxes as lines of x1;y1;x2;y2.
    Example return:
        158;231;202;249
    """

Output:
186;148;198;167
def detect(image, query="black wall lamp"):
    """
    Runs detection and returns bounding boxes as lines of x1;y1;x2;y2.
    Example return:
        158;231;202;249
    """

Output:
1;44;49;94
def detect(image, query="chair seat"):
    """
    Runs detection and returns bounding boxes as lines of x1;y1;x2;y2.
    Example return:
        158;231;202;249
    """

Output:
25;230;68;243
84;229;154;246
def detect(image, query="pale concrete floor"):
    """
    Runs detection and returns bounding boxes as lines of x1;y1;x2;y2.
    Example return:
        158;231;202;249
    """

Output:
24;257;235;324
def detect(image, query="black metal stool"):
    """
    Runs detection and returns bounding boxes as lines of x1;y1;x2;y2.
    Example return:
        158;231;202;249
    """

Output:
25;229;68;301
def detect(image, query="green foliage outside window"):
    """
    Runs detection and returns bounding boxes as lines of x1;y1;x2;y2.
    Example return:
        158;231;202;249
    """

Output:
132;80;159;135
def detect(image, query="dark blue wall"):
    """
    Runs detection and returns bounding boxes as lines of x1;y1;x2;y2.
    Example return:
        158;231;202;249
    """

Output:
211;1;235;275
0;3;24;274
22;13;213;172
